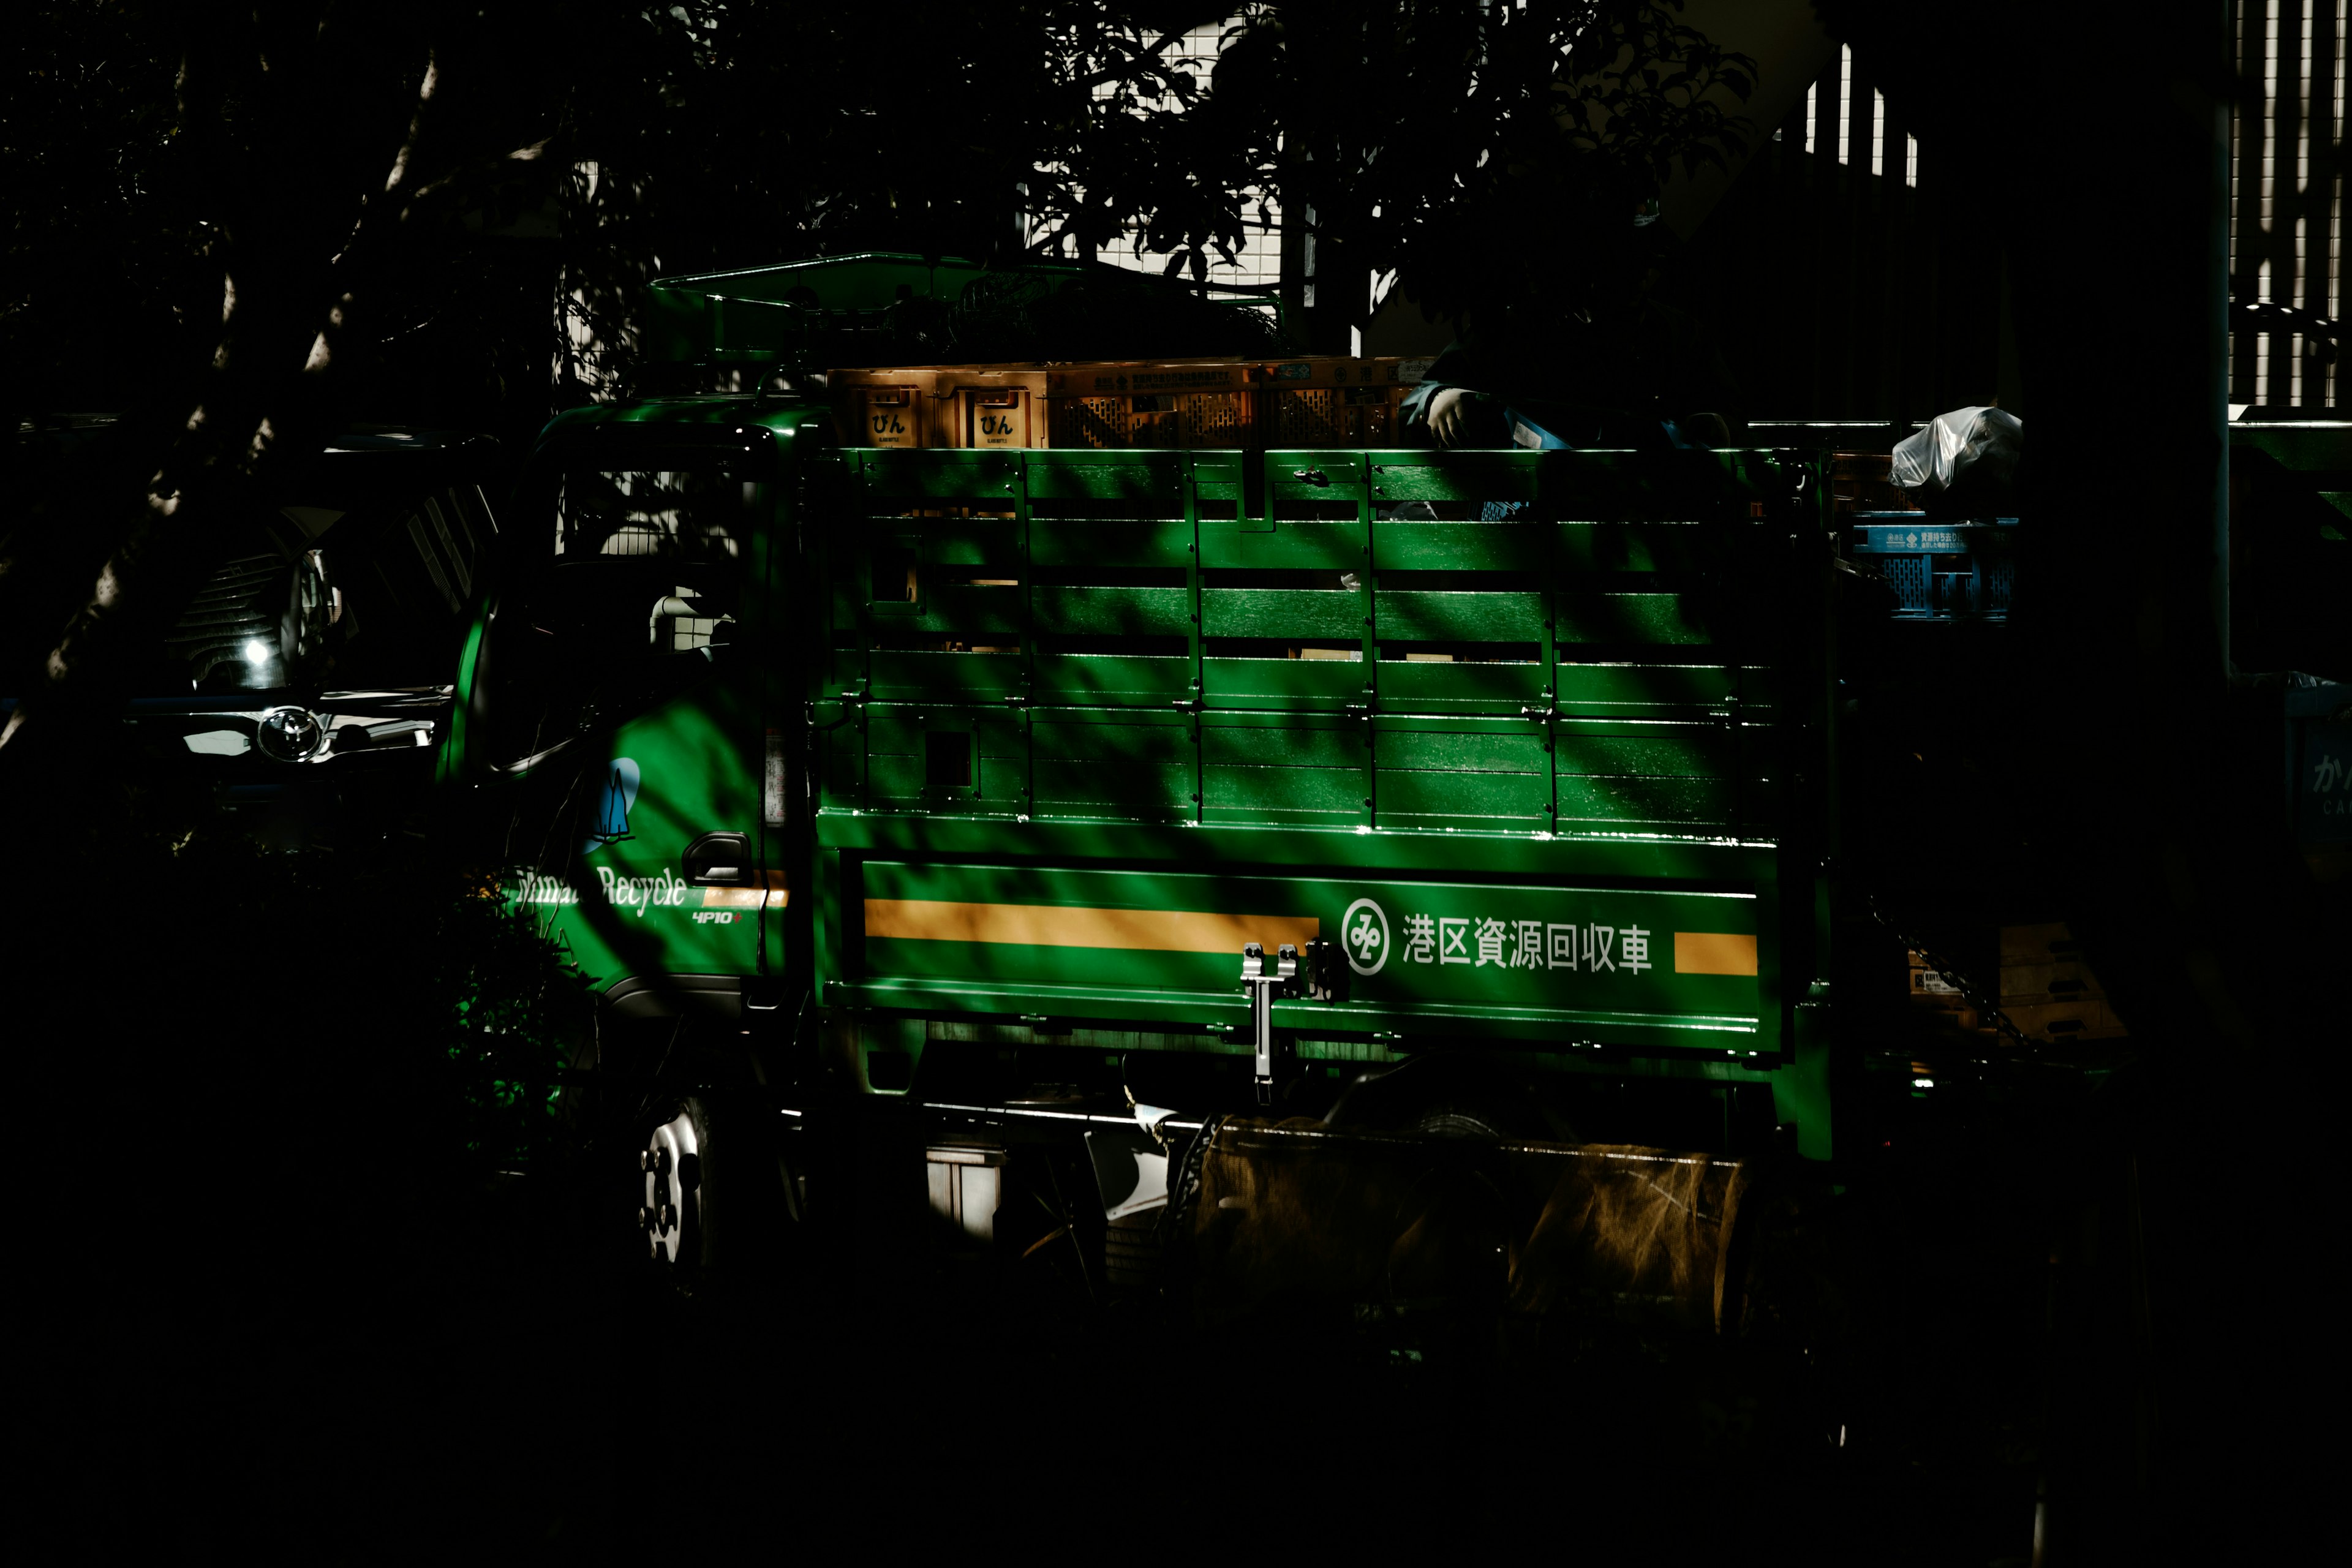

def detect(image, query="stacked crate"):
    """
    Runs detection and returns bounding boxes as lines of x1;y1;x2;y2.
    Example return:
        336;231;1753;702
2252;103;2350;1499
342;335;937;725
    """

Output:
1996;922;2129;1042
1042;358;1257;449
831;366;1052;451
829;356;1436;451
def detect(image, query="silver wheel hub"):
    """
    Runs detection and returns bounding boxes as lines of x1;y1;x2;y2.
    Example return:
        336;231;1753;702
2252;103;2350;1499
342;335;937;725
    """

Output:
640;1112;699;1263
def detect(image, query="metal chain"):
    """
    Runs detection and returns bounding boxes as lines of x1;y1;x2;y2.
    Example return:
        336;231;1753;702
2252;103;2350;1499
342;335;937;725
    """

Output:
1863;892;2035;1052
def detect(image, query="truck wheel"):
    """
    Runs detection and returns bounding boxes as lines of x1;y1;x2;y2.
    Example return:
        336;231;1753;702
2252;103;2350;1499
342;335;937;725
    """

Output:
638;1098;705;1267
637;1093;791;1273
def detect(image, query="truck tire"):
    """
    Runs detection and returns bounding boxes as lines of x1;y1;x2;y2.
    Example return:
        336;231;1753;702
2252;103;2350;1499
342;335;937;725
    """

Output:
637;1091;793;1275
1322;1055;1544;1368
1323;1053;1568;1144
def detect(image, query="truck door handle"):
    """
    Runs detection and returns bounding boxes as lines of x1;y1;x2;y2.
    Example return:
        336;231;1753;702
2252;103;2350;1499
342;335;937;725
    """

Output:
682;831;752;886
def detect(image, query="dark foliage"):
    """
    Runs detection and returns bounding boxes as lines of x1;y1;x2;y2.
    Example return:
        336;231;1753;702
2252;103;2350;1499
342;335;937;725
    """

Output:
2;1;1763;772
18;783;602;1550
1133;1;1759;321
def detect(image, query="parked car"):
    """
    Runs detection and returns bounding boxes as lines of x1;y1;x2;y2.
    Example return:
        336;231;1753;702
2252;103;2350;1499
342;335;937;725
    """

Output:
8;425;505;851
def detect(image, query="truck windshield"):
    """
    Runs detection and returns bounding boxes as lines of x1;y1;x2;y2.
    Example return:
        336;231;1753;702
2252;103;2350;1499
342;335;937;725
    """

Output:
146;484;494;695
483;452;760;768
554;462;750;565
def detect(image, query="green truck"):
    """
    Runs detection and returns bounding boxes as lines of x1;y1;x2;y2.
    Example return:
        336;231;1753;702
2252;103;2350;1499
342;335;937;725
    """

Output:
443;253;1852;1312
453;394;1838;1281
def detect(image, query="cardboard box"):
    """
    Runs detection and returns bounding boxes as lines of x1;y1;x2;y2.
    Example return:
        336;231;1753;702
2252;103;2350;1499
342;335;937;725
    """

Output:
1999;959;2105;1007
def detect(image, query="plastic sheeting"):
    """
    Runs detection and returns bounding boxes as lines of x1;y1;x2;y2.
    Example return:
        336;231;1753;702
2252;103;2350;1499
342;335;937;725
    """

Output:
1178;1117;1752;1335
1890;405;2023;518
1504;1145;1751;1331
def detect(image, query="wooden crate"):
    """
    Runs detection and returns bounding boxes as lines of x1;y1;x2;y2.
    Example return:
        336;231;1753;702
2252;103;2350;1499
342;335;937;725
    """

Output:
835;356;1432;451
1048;356;1419;450
831;366;1052;451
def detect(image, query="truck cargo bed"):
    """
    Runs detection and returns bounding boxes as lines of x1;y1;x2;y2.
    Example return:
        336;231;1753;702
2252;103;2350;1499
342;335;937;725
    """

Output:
809;445;1831;1080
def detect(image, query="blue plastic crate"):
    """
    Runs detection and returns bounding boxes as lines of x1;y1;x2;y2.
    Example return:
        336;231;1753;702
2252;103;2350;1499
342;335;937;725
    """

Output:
1847;513;2018;619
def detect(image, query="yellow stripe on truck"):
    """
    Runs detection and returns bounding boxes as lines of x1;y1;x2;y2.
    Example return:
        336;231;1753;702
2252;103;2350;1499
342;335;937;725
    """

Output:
1674;932;1758;976
704;872;790;910
702;886;789;910
866;899;1318;954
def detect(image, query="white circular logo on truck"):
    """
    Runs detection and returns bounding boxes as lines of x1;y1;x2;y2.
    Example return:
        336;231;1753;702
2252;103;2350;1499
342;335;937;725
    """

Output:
1342;898;1390;976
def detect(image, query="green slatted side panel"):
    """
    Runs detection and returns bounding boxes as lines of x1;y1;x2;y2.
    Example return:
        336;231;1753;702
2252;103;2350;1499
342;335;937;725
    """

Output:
1202;710;1366;827
1022;451;1193;714
1199;450;1369;714
1373;453;1560;735
831;450;1031;817
1363;487;1547;722
825;447;1807;834
1374;716;1552;832
1031;708;1194;824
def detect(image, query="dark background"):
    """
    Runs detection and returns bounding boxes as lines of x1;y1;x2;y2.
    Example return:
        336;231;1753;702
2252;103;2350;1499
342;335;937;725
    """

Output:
7;3;2344;1561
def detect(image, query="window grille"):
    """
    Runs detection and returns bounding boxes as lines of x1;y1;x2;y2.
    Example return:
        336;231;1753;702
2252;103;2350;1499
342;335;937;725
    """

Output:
2232;1;2345;408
